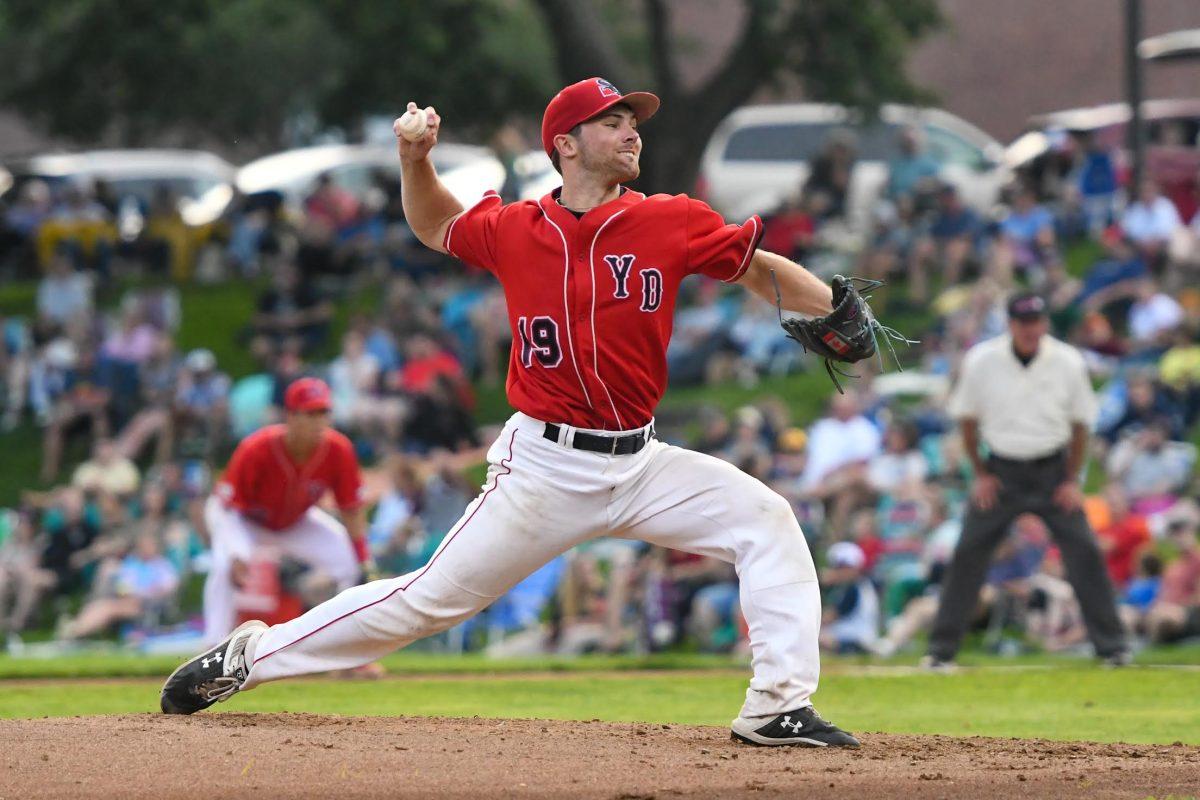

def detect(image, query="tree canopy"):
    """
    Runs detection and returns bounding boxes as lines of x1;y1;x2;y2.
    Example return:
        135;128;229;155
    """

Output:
0;0;942;192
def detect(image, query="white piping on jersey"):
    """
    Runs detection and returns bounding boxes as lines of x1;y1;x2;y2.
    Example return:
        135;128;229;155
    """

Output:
724;215;760;283
539;207;594;410
443;210;465;258
588;209;628;429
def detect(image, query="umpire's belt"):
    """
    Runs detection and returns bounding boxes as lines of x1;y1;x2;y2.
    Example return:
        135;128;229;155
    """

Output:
544;422;654;455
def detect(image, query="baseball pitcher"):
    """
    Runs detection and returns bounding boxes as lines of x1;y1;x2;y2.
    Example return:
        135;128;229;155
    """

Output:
163;78;884;748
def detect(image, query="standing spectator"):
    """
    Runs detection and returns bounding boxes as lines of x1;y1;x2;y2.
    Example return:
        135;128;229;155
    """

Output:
925;292;1128;668
1121;179;1183;270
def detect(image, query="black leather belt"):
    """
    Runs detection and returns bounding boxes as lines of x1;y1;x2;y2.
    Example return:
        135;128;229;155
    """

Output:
543;422;654;455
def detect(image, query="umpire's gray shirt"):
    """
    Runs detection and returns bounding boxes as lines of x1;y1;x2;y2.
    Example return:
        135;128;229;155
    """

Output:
948;334;1097;460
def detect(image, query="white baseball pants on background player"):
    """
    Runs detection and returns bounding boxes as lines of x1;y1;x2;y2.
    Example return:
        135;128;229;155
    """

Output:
242;412;821;720
203;497;361;645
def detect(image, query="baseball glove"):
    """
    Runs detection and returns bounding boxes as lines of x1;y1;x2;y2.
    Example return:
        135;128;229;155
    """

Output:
773;274;915;393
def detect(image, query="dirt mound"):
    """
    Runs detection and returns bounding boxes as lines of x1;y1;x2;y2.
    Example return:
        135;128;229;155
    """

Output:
4;713;1198;799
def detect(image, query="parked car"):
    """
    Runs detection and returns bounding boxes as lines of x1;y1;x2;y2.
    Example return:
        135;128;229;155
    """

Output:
1005;98;1200;221
699;103;1009;227
235;143;507;213
2;149;236;227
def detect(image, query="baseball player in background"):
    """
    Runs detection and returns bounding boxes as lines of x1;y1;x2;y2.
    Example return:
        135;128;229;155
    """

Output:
164;78;860;748
201;377;370;644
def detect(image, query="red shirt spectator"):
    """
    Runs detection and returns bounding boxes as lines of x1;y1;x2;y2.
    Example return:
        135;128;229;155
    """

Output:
1096;514;1150;588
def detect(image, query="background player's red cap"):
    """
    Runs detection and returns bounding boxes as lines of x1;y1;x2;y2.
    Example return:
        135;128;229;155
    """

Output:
284;377;332;413
541;77;660;158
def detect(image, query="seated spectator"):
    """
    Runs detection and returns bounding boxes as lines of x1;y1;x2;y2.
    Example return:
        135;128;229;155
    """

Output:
719;405;773;478
806;128;858;222
908;184;981;301
1144;519;1200;643
1074;231;1147;312
403;374;480;454
35;488;101;598
71;438;140;501
1072;131;1119;234
253;264;332;354
991;184;1057;284
866;419;928;498
1127;279;1185;351
174;348;231;457
886;126;940;206
0;512;53;651
1090;484;1151;592
36;248;94;334
368;454;427;576
800;390;881;530
1100;372;1184;445
1158;327;1200;428
1121;178;1183;270
329;330;403;442
58;533;179;640
667;281;735;385
860;196;920;292
1119;550;1162;636
394;333;467;400
304;172;361;237
761;195;817;263
1020;548;1087;653
102;299;160;368
40;343;111;483
819;541;879;654
1106;418;1196;514
114;336;181;464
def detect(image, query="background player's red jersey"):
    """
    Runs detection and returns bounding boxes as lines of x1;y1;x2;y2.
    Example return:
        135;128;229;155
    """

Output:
215;425;364;531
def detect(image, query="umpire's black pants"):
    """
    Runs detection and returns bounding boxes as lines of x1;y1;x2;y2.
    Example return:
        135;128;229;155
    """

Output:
928;451;1127;660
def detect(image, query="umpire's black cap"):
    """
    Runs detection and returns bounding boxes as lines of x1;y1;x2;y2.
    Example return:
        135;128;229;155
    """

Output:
1007;291;1047;321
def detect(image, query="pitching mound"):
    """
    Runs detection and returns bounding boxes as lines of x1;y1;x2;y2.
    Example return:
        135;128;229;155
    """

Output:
4;713;1199;799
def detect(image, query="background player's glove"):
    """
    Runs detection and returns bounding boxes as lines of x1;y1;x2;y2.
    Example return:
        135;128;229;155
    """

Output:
775;275;915;393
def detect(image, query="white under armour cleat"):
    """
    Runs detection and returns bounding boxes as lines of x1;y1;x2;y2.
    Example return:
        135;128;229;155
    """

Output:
160;620;266;714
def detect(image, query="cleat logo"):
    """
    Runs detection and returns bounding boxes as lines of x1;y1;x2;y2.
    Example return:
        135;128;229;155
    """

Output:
201;651;224;670
779;716;804;733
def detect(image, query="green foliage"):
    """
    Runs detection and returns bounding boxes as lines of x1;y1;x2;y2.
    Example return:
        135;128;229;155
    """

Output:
0;0;556;147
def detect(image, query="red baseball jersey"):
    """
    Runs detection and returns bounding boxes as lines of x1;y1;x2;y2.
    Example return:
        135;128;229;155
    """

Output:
215;425;364;531
445;188;762;430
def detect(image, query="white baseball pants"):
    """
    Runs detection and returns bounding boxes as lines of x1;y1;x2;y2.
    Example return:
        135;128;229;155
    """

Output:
242;412;821;720
202;496;361;645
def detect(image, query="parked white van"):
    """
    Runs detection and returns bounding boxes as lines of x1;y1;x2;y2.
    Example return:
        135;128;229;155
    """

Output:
699;103;1009;229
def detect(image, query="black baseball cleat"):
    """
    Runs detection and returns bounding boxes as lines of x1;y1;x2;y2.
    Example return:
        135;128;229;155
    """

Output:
731;706;861;748
160;620;266;715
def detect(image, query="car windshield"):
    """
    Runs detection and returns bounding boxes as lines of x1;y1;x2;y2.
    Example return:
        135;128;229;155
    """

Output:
723;121;981;167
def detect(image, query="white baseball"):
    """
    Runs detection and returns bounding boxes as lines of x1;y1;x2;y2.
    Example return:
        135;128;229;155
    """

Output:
395;107;428;142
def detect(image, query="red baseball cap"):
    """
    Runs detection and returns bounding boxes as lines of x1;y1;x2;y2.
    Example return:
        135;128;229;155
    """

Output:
284;377;332;413
541;77;660;158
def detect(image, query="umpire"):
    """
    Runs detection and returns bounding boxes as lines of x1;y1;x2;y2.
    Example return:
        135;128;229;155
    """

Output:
925;292;1129;666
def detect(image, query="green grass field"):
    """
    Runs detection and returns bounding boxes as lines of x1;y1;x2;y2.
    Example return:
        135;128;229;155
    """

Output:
2;651;1198;745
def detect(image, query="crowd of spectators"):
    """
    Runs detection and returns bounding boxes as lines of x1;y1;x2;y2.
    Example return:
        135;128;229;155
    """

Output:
0;121;1197;661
